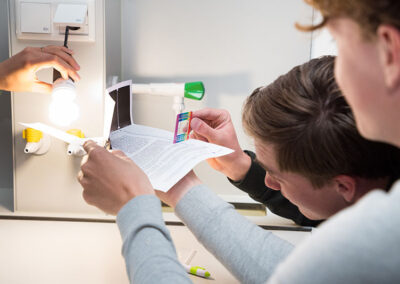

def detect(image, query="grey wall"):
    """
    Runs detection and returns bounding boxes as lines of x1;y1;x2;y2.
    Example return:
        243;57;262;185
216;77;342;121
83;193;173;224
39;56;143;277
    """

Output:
0;0;13;211
105;0;122;86
310;10;337;58
120;0;313;197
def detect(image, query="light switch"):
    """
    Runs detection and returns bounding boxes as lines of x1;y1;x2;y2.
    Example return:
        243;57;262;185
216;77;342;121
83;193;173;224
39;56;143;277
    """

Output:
20;2;51;34
53;4;88;26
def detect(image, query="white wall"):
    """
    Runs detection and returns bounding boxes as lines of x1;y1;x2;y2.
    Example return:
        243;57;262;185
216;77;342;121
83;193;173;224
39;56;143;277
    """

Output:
310;11;337;58
105;0;122;87
120;0;314;197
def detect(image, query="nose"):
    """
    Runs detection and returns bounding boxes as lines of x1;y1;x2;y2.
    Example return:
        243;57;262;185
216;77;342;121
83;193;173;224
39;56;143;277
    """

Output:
265;173;281;191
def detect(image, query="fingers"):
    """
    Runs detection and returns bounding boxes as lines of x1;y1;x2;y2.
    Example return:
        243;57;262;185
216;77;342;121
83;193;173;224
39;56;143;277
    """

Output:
50;56;81;82
192;108;229;121
79;141;102;183
190;117;218;141
80;153;88;166
189;131;208;142
77;170;84;182
31;81;52;94
111;150;130;161
42;45;80;71
33;46;80;82
83;140;101;154
111;149;125;157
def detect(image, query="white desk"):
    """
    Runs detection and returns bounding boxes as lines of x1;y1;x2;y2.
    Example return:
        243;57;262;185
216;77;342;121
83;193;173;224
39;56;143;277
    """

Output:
0;215;310;284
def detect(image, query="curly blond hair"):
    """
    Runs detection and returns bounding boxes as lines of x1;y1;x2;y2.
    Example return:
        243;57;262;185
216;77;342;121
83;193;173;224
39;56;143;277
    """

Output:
298;0;400;40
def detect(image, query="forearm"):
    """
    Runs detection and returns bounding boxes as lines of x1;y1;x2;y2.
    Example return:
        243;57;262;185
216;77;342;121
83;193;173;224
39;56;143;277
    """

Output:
0;61;9;91
117;195;192;284
175;185;294;283
223;150;252;181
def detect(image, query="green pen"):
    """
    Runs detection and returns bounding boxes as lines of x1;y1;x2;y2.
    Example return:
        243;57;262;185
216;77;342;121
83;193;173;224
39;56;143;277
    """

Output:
183;263;211;278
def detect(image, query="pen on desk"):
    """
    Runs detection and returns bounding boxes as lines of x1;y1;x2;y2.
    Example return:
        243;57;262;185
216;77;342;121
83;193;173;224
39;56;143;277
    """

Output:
183;264;211;278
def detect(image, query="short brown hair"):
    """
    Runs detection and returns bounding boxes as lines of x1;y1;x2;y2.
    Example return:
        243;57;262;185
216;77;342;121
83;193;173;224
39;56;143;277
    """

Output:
242;56;400;188
298;0;400;39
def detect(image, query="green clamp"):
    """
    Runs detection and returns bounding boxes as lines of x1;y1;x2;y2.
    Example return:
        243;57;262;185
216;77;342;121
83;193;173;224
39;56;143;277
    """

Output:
184;81;205;100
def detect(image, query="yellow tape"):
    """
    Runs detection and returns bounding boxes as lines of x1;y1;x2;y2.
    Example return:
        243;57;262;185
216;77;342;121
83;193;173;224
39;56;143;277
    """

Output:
67;129;85;138
22;128;43;143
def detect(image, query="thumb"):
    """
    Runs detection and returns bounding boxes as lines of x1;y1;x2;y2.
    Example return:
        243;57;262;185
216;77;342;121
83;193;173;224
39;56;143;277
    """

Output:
190;118;217;141
111;149;130;161
31;81;52;94
83;140;100;154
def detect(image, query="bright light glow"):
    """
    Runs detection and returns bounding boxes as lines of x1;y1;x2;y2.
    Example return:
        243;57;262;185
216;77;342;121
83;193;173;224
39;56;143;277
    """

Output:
49;79;79;126
49;101;79;127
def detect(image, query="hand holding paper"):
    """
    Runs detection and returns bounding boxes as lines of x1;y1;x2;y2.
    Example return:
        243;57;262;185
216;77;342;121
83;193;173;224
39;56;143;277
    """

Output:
78;140;155;215
109;123;233;192
190;108;251;181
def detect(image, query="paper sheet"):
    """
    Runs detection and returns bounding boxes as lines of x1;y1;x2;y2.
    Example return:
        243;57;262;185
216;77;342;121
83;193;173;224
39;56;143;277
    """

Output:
20;122;105;146
110;124;234;192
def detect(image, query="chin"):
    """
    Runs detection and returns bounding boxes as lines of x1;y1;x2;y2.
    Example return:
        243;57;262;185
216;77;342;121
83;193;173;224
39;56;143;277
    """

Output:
355;113;387;143
299;208;322;220
357;121;377;140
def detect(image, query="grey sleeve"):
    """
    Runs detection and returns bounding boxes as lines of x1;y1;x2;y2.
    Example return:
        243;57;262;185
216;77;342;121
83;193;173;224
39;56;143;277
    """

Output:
268;188;400;284
116;194;192;284
175;185;294;284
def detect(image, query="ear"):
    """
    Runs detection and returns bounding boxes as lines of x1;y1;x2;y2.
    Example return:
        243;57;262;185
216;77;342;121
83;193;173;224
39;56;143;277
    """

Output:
333;175;356;203
377;25;400;91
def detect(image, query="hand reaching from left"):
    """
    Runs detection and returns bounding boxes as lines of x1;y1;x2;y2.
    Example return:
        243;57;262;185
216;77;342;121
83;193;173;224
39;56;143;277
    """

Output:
0;45;80;93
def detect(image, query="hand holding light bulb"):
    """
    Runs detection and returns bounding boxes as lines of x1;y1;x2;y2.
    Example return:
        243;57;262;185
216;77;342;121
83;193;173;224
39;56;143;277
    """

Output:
0;45;80;93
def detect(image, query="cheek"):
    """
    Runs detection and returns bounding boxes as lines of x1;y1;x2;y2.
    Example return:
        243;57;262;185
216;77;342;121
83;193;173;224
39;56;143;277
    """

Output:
334;51;359;103
335;50;370;119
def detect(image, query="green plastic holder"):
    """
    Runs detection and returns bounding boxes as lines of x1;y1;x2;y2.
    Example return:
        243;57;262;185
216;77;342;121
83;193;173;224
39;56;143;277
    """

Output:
184;81;205;100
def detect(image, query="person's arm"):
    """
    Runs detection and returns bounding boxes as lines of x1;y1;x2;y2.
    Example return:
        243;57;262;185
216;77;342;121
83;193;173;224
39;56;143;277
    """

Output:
157;172;294;284
78;141;191;283
117;195;191;284
0;45;80;93
230;150;323;227
175;185;294;283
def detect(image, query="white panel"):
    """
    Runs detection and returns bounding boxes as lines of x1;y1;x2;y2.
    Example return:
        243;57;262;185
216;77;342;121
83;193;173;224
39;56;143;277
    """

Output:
53;3;87;25
8;0;106;216
16;0;95;42
20;2;51;33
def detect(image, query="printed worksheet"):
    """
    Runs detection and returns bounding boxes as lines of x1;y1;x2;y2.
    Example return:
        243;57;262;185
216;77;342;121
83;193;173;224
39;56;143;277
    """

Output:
110;124;233;192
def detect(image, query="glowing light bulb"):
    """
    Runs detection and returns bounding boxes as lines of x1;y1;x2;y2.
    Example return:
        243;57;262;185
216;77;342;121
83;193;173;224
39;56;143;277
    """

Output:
49;79;79;127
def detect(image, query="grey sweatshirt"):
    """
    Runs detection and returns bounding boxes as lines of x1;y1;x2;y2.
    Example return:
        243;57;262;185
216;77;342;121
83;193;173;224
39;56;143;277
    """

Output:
117;181;400;283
